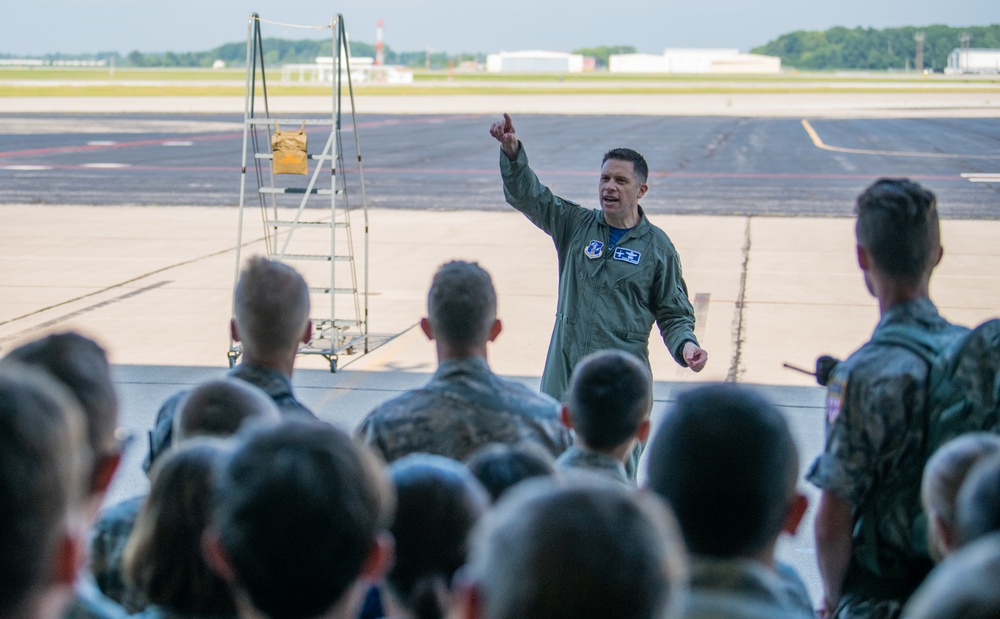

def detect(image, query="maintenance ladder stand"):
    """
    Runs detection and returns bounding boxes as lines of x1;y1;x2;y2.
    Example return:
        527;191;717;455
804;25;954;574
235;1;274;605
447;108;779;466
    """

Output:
229;13;369;372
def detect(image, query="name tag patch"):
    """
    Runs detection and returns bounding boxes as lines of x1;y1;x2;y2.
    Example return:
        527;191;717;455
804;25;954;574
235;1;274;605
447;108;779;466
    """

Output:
613;247;641;265
584;240;604;259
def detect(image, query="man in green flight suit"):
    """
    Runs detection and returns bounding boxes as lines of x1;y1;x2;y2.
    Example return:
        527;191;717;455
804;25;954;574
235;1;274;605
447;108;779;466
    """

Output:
489;113;707;400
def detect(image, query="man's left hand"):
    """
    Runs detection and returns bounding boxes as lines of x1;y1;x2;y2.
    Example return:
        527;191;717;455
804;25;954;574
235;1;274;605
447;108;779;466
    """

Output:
682;342;708;372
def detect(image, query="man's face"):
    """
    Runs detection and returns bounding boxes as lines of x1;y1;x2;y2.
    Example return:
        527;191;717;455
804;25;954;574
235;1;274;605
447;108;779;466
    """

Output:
599;159;648;225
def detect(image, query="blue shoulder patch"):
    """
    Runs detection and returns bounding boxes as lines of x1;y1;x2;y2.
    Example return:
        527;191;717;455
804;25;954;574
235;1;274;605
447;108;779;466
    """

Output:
585;240;603;259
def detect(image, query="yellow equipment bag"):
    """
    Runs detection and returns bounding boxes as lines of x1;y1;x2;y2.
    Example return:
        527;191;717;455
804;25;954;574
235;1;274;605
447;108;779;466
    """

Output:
271;122;308;175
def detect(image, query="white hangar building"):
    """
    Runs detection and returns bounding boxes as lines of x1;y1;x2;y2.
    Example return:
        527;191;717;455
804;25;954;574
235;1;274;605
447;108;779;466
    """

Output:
609;48;780;74
486;50;585;73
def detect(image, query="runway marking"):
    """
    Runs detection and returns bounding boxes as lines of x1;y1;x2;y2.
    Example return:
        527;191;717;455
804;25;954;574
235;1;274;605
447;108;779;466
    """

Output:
80;163;131;168
0;164;53;171
86;140;117;146
801;119;1000;160
162;141;193;147
961;173;1000;183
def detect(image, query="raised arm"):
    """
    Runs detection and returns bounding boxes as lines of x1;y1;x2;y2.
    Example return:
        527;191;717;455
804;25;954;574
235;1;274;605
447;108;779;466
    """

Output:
488;113;520;161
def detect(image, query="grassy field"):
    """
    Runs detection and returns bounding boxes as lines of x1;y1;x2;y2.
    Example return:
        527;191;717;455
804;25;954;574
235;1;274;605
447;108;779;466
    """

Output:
1;66;998;96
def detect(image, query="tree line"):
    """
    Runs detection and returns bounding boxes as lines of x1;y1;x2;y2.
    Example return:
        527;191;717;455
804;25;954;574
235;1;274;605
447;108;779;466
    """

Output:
751;24;1000;71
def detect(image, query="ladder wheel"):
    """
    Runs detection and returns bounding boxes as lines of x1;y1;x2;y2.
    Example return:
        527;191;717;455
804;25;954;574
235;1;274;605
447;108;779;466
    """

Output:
329;358;338;373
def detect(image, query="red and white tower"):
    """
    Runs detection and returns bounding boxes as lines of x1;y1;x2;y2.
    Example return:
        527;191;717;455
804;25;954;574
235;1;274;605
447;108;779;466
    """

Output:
375;19;384;66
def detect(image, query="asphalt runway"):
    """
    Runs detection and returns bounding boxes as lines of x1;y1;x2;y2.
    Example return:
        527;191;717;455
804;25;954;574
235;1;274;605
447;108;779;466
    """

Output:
1;113;999;218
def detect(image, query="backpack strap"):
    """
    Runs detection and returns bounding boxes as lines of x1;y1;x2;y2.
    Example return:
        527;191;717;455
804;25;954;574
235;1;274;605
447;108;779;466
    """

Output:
869;323;949;366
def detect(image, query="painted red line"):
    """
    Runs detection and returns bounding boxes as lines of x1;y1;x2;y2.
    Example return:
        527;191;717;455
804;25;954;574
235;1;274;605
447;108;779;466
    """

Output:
0;114;484;159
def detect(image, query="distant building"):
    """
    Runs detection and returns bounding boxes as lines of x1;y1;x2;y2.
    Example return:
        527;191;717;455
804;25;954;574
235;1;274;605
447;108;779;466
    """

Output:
946;48;1000;75
212;59;226;70
486;50;585;73
280;56;413;84
609;48;780;74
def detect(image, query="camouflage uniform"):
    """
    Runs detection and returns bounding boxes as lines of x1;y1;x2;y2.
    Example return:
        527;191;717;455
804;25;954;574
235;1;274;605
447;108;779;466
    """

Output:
356;357;571;463
142;362;316;472
89;495;147;613
555;445;632;486
681;557;815;619
807;298;967;619
500;145;698;400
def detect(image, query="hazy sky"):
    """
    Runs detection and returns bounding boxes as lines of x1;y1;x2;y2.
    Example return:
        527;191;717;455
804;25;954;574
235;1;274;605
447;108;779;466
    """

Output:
4;0;997;56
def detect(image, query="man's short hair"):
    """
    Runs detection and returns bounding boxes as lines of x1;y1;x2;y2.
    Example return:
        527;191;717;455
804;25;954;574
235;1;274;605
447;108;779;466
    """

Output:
173;379;281;444
902;532;1000;619
465;443;555;503
387;455;490;616
4;332;118;464
855;178;940;282
565;350;651;450
464;479;686;619
124;439;233;616
0;366;89;618
427;261;497;348
233;256;310;357
955;453;1000;547
646;383;798;557
923;433;1000;558
602;148;649;184
213;420;393;619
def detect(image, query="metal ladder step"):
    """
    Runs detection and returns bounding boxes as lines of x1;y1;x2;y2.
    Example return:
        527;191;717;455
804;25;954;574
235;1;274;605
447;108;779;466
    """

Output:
259;187;346;195
255;153;335;161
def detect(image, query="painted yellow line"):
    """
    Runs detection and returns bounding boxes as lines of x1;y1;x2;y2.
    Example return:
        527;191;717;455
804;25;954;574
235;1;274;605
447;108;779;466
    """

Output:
800;119;1000;159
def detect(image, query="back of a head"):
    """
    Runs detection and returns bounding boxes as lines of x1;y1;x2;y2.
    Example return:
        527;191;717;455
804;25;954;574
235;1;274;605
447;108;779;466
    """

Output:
0;366;89;619
646;383;798;557
855;178;940;283
233;256;310;358
566;350;651;450
954;453;1000;547
922;433;1000;546
465;479;686;619
124;439;233;616
427;261;497;350
387;455;490;619
4;332;118;467
213;420;393;619
173;379;281;444
902;532;1000;619
465;443;555;503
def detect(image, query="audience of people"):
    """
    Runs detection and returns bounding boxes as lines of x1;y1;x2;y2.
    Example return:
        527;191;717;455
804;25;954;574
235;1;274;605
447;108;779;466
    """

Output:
5;235;1000;619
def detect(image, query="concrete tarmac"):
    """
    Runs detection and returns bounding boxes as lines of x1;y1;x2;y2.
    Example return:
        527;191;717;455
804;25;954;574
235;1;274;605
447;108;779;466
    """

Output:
2;91;1000;604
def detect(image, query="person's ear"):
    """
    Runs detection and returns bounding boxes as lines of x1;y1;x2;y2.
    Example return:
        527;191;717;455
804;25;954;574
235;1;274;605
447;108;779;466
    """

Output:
300;320;312;346
451;569;485;619
635;417;651;443
360;531;395;583
933;245;944;267
782;492;810;536
559;405;574;430
637;182;648;200
487;319;502;343
856;244;871;271
931;512;957;557
52;526;84;586
90;452;122;495
202;531;237;584
230;319;241;343
420;317;434;341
